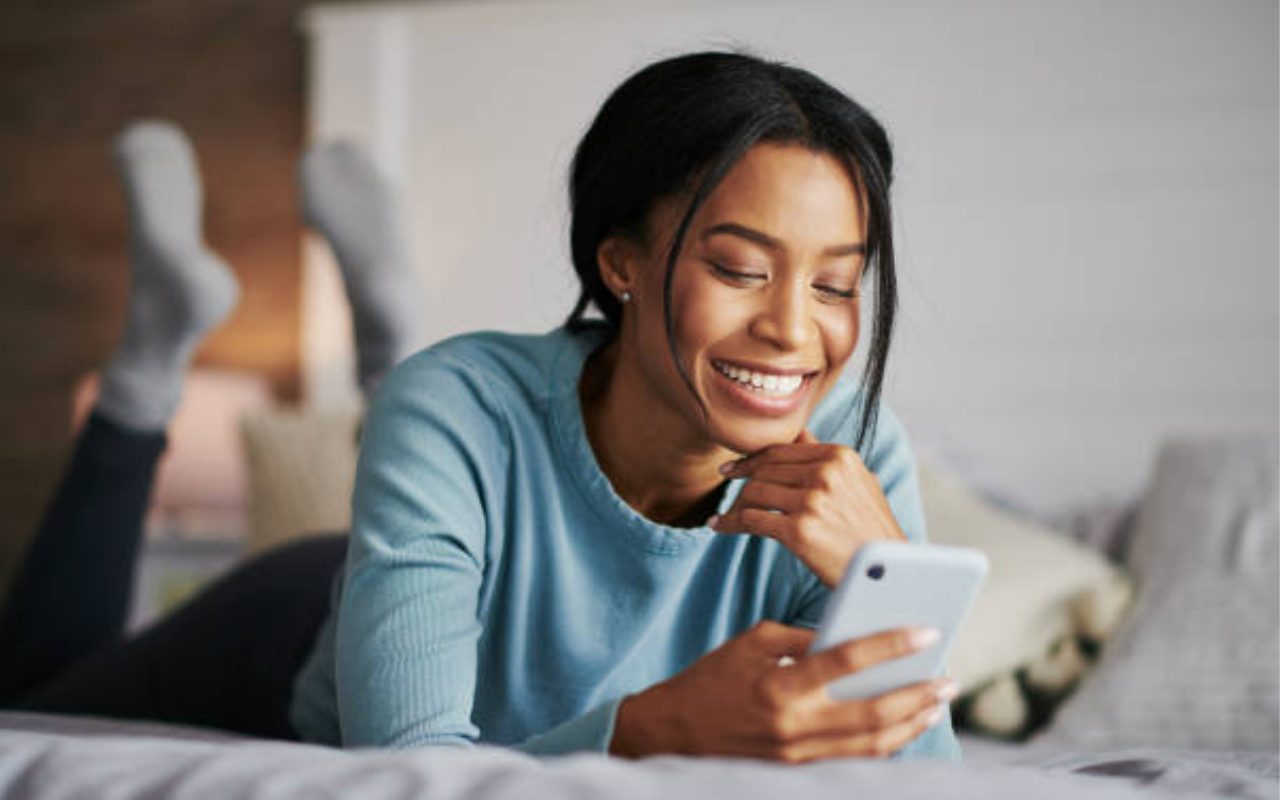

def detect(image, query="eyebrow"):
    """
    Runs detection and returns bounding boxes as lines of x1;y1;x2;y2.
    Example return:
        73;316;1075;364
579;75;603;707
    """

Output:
701;221;866;257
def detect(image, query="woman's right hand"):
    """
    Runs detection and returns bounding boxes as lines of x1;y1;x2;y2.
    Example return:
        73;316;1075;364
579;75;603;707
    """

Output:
608;621;957;762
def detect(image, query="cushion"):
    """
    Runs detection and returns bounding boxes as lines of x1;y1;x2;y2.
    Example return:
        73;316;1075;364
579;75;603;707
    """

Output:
239;406;361;554
1039;434;1279;751
917;458;1135;738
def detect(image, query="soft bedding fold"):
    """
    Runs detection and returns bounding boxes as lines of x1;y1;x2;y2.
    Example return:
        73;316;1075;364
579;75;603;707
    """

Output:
1;713;1276;800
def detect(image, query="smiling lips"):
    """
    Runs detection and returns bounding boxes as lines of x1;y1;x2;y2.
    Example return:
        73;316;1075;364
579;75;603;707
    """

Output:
711;359;818;416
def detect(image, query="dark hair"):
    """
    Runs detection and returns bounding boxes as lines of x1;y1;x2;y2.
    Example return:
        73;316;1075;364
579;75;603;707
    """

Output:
566;51;896;452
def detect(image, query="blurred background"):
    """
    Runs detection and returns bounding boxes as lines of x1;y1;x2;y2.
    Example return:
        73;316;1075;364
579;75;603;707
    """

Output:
0;0;1276;606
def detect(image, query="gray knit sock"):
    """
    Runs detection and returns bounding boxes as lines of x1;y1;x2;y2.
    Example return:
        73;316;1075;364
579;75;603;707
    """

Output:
299;141;423;397
96;121;239;432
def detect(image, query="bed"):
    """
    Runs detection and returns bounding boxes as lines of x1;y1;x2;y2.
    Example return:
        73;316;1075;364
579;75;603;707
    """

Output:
0;713;1275;799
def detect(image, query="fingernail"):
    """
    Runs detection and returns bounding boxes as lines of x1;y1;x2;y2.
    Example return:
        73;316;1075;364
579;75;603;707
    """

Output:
705;514;720;528
924;705;945;727
935;680;960;703
718;461;737;475
908;627;940;649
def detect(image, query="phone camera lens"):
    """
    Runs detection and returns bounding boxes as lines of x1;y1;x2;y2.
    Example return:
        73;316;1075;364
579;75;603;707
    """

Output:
867;564;885;580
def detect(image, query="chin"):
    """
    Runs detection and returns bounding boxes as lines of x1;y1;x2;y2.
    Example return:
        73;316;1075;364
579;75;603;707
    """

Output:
708;417;807;456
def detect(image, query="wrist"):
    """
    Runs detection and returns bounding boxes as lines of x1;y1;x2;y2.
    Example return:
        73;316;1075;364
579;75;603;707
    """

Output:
609;686;672;758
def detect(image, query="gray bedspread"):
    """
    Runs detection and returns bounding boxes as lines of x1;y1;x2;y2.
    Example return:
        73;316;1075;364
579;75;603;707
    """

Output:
0;713;1274;800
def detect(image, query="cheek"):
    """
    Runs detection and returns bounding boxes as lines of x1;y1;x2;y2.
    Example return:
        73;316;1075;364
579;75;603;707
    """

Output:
672;280;752;359
635;275;711;393
822;305;860;365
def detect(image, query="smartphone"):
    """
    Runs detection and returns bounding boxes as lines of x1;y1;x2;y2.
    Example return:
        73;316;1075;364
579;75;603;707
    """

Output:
809;540;988;701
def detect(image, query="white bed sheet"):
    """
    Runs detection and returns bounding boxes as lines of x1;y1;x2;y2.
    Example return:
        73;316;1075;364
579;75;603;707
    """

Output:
0;712;1274;800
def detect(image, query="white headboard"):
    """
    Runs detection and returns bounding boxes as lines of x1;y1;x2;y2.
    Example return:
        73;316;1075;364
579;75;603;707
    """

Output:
299;0;1278;513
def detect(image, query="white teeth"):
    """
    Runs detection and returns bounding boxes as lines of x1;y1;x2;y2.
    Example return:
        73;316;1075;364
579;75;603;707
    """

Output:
713;361;807;397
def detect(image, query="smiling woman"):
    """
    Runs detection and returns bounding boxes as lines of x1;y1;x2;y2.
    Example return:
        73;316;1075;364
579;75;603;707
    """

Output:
287;52;957;762
0;50;958;765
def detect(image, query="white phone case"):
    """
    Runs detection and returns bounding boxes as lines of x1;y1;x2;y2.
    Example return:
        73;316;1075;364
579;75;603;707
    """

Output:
810;540;988;701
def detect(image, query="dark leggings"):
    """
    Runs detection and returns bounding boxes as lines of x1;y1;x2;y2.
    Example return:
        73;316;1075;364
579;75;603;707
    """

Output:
0;413;347;739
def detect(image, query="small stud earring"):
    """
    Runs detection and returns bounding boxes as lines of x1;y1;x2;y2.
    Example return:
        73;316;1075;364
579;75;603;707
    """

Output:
620;290;632;304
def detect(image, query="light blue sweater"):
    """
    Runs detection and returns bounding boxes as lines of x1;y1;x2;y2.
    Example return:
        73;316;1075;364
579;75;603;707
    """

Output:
289;324;960;760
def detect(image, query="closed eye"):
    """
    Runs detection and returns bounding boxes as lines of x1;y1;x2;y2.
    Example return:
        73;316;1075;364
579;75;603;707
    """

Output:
708;260;859;301
814;284;860;301
707;261;766;284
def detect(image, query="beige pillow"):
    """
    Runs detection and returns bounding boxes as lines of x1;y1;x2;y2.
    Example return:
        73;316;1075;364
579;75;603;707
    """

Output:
917;458;1134;736
239;406;362;555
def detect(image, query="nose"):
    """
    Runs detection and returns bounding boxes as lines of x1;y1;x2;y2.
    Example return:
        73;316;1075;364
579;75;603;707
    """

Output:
748;277;814;352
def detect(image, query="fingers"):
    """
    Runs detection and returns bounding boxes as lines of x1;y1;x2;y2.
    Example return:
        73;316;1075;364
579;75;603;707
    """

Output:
731;623;954;763
723;443;866;487
743;620;816;660
733;480;808;512
709;507;790;539
709;481;808;534
769;627;938;696
731;462;815;488
721;442;837;475
810;677;958;737
774;702;948;763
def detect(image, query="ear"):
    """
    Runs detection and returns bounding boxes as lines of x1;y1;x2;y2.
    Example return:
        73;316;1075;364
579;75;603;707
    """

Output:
595;235;639;302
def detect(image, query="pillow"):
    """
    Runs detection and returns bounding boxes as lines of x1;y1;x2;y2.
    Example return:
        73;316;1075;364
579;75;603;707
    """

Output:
916;458;1135;738
239;406;362;554
1038;434;1279;751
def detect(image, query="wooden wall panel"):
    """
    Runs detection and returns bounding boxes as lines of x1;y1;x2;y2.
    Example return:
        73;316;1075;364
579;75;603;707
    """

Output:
0;0;312;597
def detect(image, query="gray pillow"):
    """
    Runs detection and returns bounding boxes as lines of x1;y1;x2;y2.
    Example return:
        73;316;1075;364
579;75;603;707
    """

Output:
1041;434;1279;751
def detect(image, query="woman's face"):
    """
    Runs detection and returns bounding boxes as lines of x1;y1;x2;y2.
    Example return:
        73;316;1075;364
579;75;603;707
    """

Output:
616;142;867;456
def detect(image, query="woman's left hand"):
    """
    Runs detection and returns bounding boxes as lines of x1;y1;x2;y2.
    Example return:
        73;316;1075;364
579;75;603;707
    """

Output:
708;429;907;588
